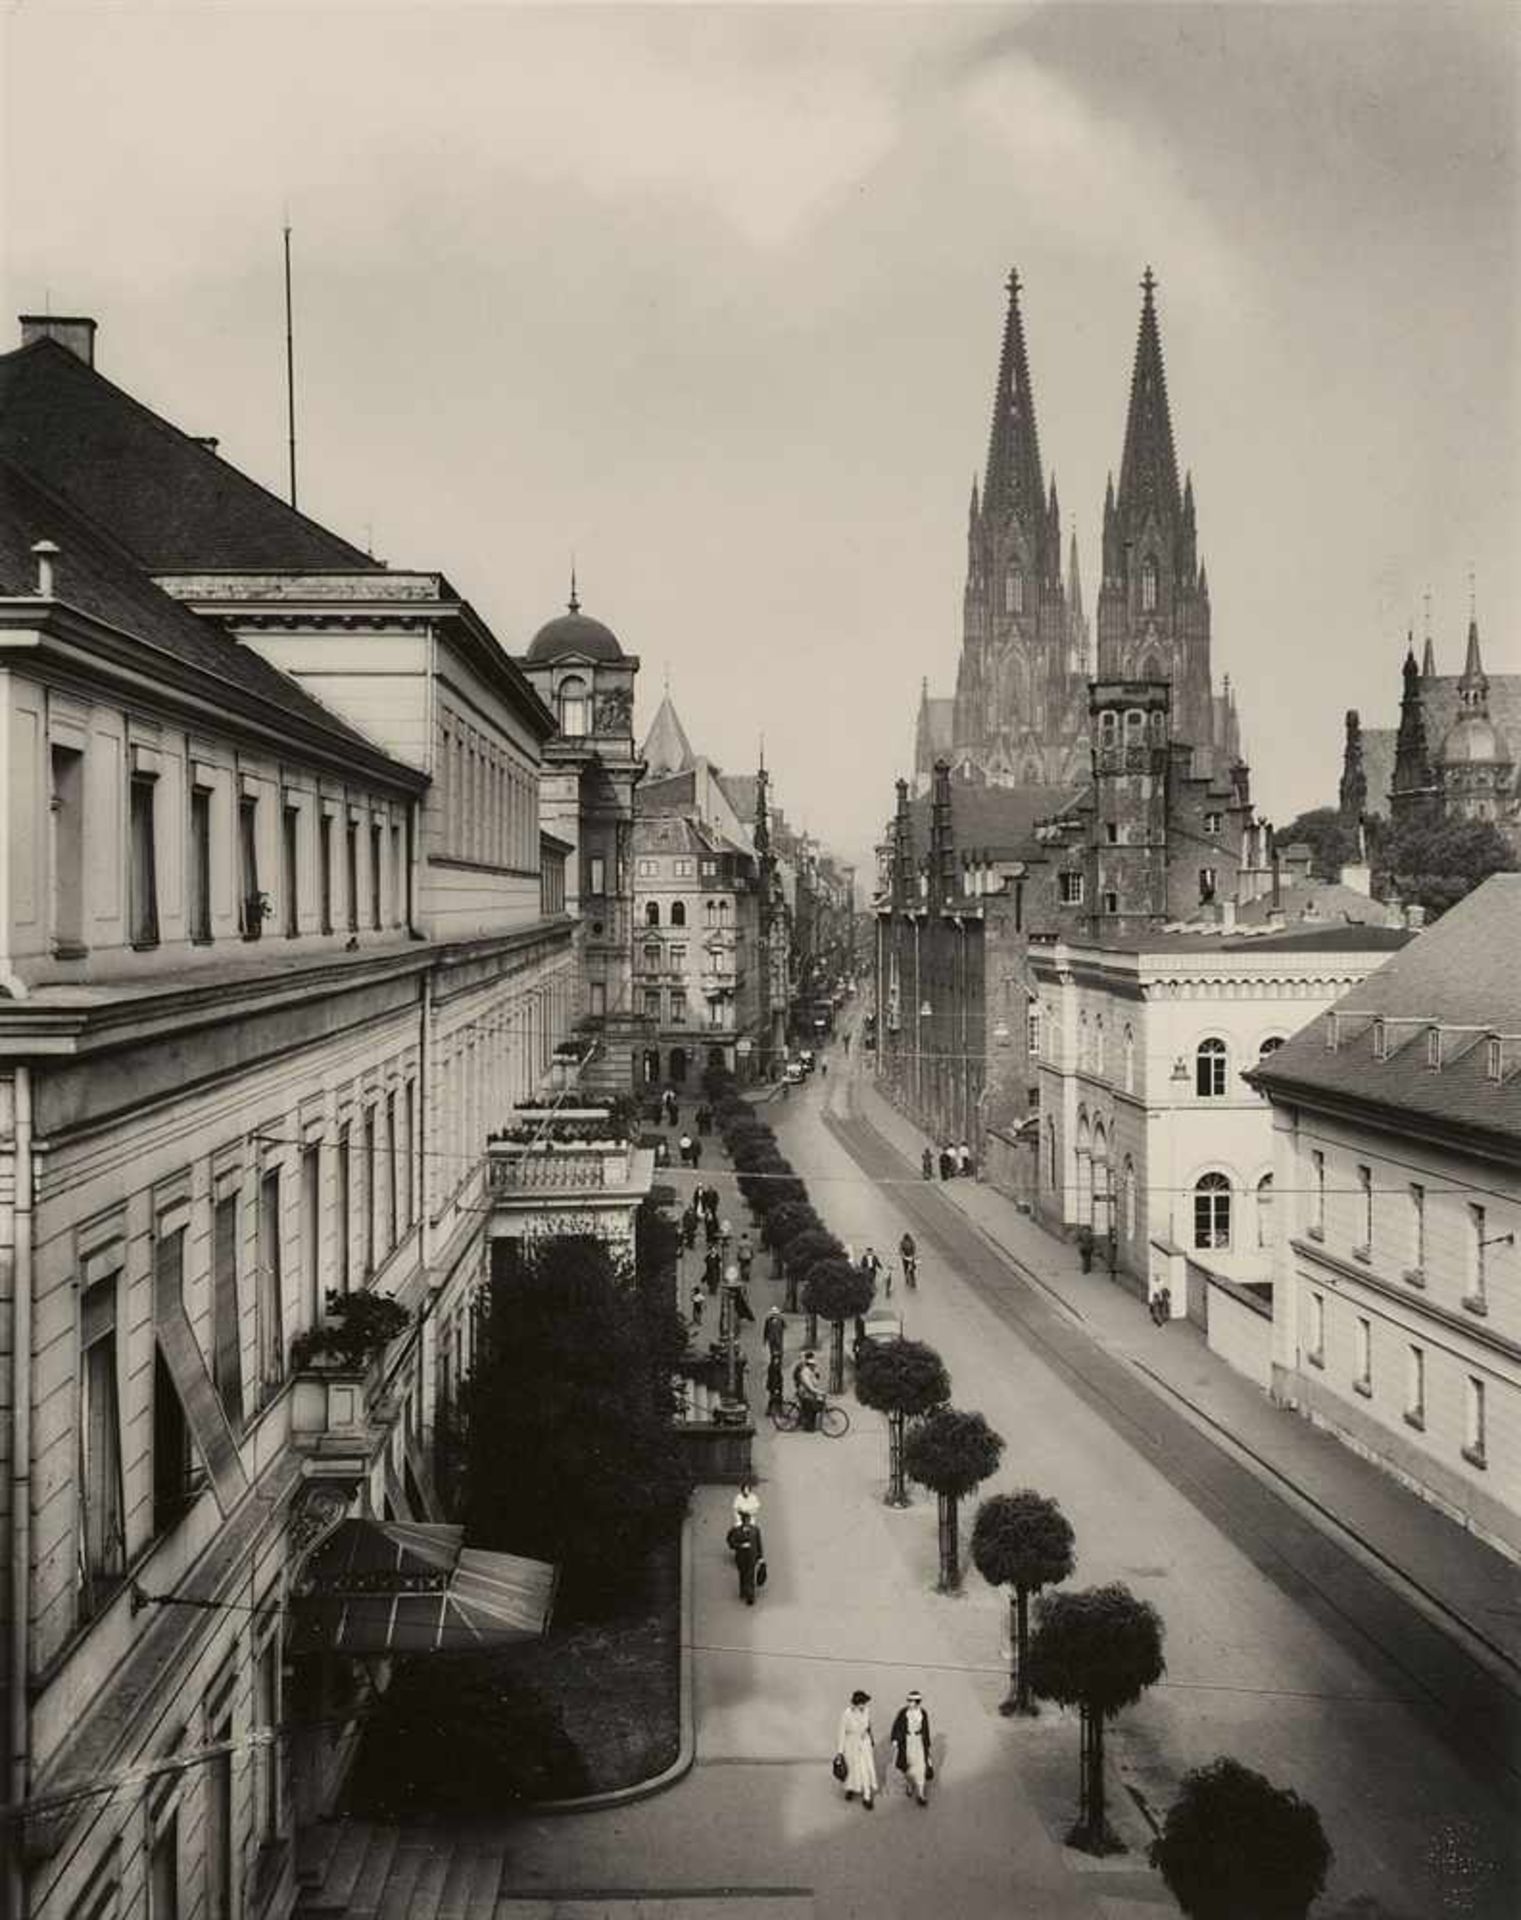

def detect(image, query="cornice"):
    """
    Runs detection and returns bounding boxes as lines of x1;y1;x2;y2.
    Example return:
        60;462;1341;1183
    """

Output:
1289;1235;1521;1367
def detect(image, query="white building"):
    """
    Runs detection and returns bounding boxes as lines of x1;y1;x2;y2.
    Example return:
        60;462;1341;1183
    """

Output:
1030;921;1408;1377
1252;875;1521;1562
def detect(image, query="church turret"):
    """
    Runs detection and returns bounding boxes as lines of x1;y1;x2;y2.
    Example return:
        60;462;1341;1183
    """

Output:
983;268;1049;543
1390;636;1439;829
928;760;957;911
1421;630;1437;679
1339;709;1367;834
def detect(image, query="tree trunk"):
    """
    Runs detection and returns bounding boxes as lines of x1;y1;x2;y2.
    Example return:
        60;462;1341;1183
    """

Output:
886;1409;909;1507
1068;1707;1123;1856
805;1308;819;1350
1015;1586;1037;1715
785;1269;799;1313
828;1320;845;1394
936;1492;961;1592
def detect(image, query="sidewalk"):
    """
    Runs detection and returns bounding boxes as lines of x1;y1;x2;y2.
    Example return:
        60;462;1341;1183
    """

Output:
844;1065;1521;1692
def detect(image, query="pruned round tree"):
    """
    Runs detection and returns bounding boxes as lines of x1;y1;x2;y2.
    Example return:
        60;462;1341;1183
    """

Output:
802;1259;876;1392
971;1490;1076;1715
902;1407;1004;1592
761;1202;819;1276
854;1339;951;1506
1026;1583;1165;1855
1149;1759;1330;1920
784;1227;845;1314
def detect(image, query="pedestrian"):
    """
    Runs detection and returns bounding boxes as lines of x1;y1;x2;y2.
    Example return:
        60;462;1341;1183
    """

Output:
681;1205;698;1250
1151;1281;1173;1326
691;1138;703;1169
704;1214;719;1249
737;1231;755;1280
889;1691;933;1806
732;1478;761;1527
703;1185;720;1223
899;1231;917;1290
691;1284;705;1328
704;1247;721;1294
820;1058;828;1078
922;1146;934;1181
957;1140;973;1179
860;1246;882;1284
679;1133;693;1167
939;1145;954;1181
720;1219;733;1253
763;1305;786;1361
765;1349;786;1417
734;1285;756;1326
1077;1223;1095;1274
654;1137;670;1168
727;1516;765;1605
834;1690;878;1809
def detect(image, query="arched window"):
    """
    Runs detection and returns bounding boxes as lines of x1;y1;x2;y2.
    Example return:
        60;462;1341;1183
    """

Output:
1124;708;1146;744
670;901;686;928
1094;1015;1105;1079
1078;1011;1089;1070
1256;1173;1275;1250
1047;1116;1058;1190
1141;556;1158;613
1140;655;1163;684
1076;1112;1092;1221
1099;710;1120;750
644;901;660;928
1123;1156;1137;1240
1196;1037;1228;1098
1258;1035;1284;1060
1194;1172;1232;1250
1149;709;1167;745
559;676;589;737
1005;567;1024;615
1123;1024;1135;1093
705;899;719;925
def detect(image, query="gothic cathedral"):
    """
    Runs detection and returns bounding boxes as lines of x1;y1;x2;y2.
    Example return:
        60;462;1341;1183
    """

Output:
915;270;1242;794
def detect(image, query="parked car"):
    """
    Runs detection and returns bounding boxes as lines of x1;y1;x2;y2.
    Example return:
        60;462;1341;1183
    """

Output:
856;1308;903;1348
783;1060;806;1084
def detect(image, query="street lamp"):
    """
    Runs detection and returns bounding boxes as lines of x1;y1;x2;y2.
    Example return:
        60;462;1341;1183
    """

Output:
716;1262;748;1425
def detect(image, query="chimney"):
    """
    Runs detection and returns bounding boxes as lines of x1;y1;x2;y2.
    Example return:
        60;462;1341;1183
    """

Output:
192;436;220;456
1404;903;1427;931
31;540;59;597
19;315;97;367
1220;898;1237;932
1339;860;1371;897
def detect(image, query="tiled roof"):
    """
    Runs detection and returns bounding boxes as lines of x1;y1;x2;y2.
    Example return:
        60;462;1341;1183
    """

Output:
0;459;419;782
0;337;377;572
1235;880;1401;929
1078;923;1410;958
908;781;1081;858
640;692;696;778
636;770;697;815
1252;873;1521;1142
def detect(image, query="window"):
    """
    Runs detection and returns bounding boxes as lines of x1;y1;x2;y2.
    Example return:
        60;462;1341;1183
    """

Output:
152;1230;194;1534
1150;709;1167;744
1466;1203;1488;1311
255;1635;281;1848
1122;1025;1135;1092
670;901;686;928
1005;567;1024;614
588;980;607;1018
1310;1149;1326;1238
670;989;688;1025
1059;872;1084;906
559;676;589;737
345;820;359;932
238;794;261;940
636;859;657;878
300;1145;321;1332
1103;890;1119;915
1104;821;1118;843
129;774;160;947
1195;1038;1227;1098
336;1123;351;1295
645;902;660;927
1198;867;1218;905
363;1108;377;1276
671;944;687;968
1464;1377;1488;1467
1123;1157;1137;1239
643;989;662;1020
588;855;606;896
1203;812;1222;836
49;743;87;953
1405;1345;1425;1428
1141;554;1158;612
1258;1036;1284;1062
256;1170;284;1400
1353;1316;1372;1395
1193;1172;1231;1250
1407;1184;1425;1278
1306;1290;1325;1366
212;1195;244;1431
189;786;212;943
370;823;383;929
318;813;334;934
1354;1165;1373;1258
392;822;405;923
282;806;299;937
403;1083;416;1232
1094;1017;1105;1078
206;1720;233;1920
1029;1008;1041;1059
1099;711;1119;751
701;860;717;877
79;1277;126;1617
149;1812;179;1920
1256;1173;1275;1249
673;858;694;877
385;1093;399;1252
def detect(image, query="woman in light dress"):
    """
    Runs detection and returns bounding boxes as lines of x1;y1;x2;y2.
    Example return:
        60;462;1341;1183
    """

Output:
731;1480;761;1527
835;1689;878;1809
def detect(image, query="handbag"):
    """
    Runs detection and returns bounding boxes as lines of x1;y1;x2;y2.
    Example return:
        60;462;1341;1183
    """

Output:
832;1753;848;1782
756;1558;768;1588
725;1525;743;1552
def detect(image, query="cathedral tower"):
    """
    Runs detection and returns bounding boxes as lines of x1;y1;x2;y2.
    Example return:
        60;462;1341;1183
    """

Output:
1390;638;1439;828
953;271;1082;785
1096;269;1219;766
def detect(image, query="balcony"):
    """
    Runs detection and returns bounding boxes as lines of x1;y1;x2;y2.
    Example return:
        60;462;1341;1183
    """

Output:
485;1107;656;1234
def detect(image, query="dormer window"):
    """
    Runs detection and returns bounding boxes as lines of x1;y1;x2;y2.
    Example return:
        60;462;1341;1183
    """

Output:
559;676;589;737
1426;1026;1442;1070
1486;1036;1503;1081
1373;1019;1387;1060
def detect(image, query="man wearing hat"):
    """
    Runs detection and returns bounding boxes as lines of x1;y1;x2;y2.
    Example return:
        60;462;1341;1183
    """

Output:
889;1690;933;1805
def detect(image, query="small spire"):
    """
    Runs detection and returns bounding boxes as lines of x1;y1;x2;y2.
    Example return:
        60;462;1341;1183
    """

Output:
568;558;580;615
1141;263;1157;304
1468;563;1477;624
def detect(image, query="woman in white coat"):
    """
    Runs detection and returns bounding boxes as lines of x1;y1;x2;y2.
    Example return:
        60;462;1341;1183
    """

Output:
835;1689;878;1809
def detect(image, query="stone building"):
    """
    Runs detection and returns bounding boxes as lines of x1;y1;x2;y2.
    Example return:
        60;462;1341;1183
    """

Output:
0;317;576;1920
1251;874;1521;1560
915;269;1241;796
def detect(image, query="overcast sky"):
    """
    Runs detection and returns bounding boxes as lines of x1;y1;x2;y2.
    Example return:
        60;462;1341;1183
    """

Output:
3;2;1516;880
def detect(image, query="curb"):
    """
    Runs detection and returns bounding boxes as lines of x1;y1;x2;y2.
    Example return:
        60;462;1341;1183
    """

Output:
530;1513;698;1814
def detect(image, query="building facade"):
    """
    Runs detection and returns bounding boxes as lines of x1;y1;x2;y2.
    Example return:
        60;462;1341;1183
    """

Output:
1252;875;1521;1561
0;318;576;1920
915;269;1241;797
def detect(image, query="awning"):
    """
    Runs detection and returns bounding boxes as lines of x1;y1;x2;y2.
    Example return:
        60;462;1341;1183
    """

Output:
290;1519;558;1656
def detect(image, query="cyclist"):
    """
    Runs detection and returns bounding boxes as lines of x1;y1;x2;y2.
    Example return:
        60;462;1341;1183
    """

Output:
899;1231;918;1289
793;1350;825;1432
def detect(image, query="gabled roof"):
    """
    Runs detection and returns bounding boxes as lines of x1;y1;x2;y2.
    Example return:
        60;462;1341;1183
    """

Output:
640;691;696;779
907;780;1081;860
0;459;419;784
0;336;377;572
1252;873;1521;1144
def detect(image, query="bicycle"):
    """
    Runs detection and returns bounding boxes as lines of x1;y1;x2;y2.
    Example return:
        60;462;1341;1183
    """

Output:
770;1397;850;1437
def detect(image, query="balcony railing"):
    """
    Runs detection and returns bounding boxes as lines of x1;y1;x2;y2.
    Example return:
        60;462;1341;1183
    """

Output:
487;1147;627;1194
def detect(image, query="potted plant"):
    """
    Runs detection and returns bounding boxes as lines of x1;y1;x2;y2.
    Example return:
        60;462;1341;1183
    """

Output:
291;1290;412;1371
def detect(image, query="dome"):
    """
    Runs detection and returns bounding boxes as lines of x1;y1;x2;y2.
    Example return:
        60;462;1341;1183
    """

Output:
1440;712;1502;766
526;595;625;664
